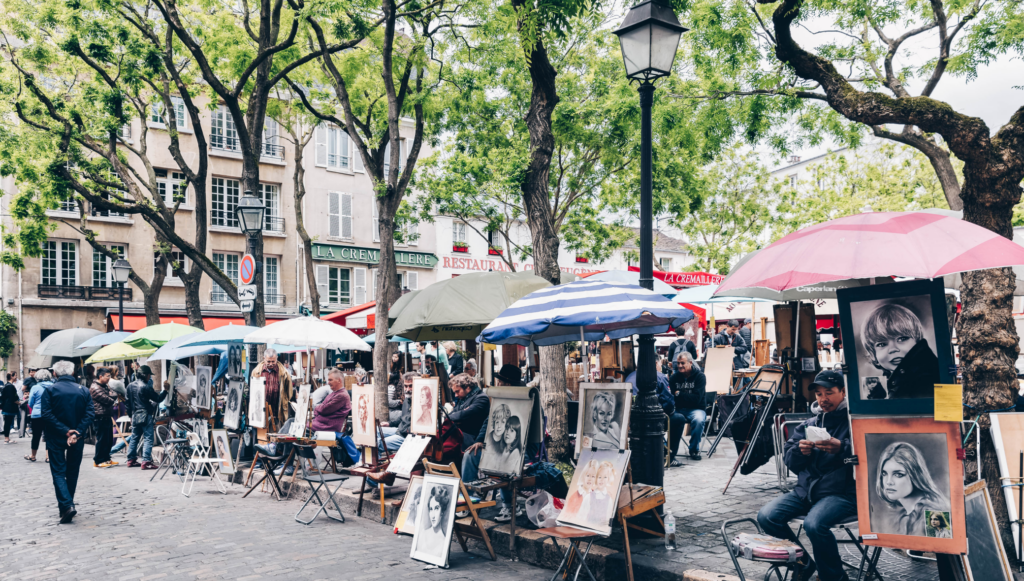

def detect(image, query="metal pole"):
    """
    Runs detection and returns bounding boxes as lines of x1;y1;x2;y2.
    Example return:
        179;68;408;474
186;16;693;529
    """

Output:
629;80;664;488
118;281;124;332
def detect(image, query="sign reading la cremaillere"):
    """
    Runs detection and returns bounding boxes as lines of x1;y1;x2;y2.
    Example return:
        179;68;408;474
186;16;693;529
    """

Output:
312;243;438;268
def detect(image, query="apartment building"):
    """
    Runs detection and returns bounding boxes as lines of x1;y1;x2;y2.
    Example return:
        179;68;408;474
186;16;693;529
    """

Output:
0;96;436;372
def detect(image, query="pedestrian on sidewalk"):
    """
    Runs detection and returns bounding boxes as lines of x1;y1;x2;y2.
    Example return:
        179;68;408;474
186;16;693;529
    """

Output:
90;367;118;467
41;360;94;523
125;365;161;470
756;370;855;581
19;370;36;438
25;369;53;462
2;371;20;443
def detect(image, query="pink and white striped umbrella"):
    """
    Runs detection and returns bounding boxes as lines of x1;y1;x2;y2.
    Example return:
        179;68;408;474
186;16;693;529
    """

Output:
716;211;1024;295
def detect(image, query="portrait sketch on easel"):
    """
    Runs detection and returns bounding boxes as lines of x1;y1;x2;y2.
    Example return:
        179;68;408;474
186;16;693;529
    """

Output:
411;377;439;437
478;386;542;478
248;377;266;429
575;383;630;457
195;365;212;410
224;380;244;430
289;384;312;437
352;383;376;447
410;474;460;567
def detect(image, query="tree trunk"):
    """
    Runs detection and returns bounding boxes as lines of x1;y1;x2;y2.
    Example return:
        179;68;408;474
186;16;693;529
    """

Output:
373;196;401;422
291;129;319;316
181;271;205;329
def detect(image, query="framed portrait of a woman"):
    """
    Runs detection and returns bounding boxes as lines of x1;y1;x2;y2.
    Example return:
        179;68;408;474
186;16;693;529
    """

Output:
575;383;631;458
351;384;376;447
411;377;439;437
852;417;966;553
410;474;460;567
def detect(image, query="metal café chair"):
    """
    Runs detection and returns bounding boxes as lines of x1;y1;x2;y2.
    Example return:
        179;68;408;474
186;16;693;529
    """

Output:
293;442;348;525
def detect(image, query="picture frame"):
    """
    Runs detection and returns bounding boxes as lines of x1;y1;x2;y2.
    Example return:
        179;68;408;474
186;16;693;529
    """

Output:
248;377;266;429
223;380;244;430
851;417;966;553
395;475;425;535
211;429;234;475
556;448;630;536
961;480;1013;581
351;383;376;447
289;384;312;438
410;474;461;567
411;377;439;437
479;387;537;478
195;365;212;410
990;412;1024;558
227;344;244;378
838;279;954;415
575;383;630;458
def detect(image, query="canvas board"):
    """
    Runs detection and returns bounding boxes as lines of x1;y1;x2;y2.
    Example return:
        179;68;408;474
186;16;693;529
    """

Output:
574;383;630;458
411;377;439;437
352;383;376;447
410;474;460;567
479;387;538;477
556;448;630;536
851;417;966;553
395;475;425;535
387;434;432;477
211;429;234;475
838;279;953;415
224;380;244;430
990;412;1024;558
248;377;266;429
195;366;212;410
773;302;819;400
961;480;1013;581
227;344;244;378
289;384;312;437
704;347;735;394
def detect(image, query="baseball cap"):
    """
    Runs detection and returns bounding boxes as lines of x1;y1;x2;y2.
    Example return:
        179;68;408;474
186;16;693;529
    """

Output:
811;370;844;390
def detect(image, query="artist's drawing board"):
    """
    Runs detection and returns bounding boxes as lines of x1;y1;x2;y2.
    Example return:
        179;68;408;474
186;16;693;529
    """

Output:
991;412;1024;557
704;346;735;393
387;434;432;477
289;384;312;438
961;480;1013;581
479;386;540;478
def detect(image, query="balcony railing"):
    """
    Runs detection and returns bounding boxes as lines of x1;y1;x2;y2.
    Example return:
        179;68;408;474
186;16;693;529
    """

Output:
89;286;133;301
211;290;285;305
91;206;126;218
211;290;232;304
262;143;285;159
39;285;87;299
264;216;285;233
211;135;241;152
265;293;284;305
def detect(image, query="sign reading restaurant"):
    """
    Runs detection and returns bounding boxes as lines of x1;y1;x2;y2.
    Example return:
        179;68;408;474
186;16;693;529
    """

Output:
312;243;438;268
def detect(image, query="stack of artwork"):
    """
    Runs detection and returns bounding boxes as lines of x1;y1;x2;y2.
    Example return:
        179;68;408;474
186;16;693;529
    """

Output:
837;279;966;555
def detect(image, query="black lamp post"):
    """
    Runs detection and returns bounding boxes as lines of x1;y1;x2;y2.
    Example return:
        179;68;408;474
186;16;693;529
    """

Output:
112;258;132;332
235;190;266;327
614;0;686;487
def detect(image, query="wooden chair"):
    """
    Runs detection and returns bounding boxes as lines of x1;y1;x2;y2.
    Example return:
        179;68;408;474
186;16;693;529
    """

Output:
421;459;497;561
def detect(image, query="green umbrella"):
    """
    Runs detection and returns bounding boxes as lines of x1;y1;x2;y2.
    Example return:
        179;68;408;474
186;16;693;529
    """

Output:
85;341;157;364
388;271;577;341
387;290;420;326
123;322;204;350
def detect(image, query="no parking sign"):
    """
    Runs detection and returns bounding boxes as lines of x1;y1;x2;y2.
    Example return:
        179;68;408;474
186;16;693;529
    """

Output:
239;254;256;285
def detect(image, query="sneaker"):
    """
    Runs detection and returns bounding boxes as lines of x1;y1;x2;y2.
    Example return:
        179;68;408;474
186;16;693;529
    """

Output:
94;461;115;468
107;460;119;466
494;507;512;523
456;510;470;518
688;452;702;461
669;458;684;468
140;461;158;470
126;460;141;468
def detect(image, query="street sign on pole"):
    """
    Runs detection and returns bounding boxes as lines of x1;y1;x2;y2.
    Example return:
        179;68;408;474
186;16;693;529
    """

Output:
240;300;255;313
238;284;257;301
239;254;257;285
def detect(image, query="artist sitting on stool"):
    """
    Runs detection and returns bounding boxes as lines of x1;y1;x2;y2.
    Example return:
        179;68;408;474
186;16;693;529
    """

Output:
445;373;489;449
668;352;706;466
756;370;856;581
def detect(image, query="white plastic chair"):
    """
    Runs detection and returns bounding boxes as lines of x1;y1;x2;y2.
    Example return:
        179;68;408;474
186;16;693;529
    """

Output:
181;431;227;497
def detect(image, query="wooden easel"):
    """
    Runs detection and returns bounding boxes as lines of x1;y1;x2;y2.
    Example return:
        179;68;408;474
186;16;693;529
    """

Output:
349;420;392;522
616;481;666;581
467;473;537;561
422;459;497;561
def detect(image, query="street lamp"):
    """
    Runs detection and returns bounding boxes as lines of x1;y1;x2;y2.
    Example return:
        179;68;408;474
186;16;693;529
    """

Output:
614;1;686;489
112;258;131;332
235;190;266;327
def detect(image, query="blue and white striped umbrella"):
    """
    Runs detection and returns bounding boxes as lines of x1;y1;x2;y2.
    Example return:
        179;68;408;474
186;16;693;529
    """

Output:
478;280;694;346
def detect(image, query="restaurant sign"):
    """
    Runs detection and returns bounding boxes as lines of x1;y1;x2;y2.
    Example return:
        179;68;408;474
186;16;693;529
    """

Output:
313;243;438;268
627;266;724;287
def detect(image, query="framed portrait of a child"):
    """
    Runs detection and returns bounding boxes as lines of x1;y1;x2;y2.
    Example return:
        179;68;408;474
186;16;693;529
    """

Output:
837;279;954;415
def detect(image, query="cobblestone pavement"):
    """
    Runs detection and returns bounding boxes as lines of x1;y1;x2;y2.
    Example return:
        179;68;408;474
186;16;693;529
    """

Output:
0;437;552;581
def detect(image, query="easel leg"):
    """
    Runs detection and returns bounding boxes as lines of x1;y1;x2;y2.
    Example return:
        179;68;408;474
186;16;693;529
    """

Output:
509;479;519;561
379;482;387;523
620;514;634;581
357;476;366;517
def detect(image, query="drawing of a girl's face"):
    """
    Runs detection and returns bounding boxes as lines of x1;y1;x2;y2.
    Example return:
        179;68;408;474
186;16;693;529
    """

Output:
881;459;913;502
583;469;596;490
420;386;431;411
929;513;943;528
597;467;613;492
492;416;506;439
504;426;516;446
428;497;442;528
595;401;614;433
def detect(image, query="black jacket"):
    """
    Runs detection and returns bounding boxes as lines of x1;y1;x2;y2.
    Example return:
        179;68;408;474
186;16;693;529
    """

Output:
449;352;465;377
714;331;749;369
667;338;697;366
397;395;413;437
784;402;855;503
41;375;95;441
127;378;162;418
882;340;940;400
669;367;706;411
448;386;488;440
1;382;19;415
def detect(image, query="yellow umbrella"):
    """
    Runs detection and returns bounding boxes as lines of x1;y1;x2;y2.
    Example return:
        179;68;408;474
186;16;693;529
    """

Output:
84;341;156;364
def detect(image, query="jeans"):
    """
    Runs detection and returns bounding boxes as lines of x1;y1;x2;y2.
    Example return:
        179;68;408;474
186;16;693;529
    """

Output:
93;415;113;464
126;416;155;462
30;417;45;451
46;438;85;512
669;408;706;457
378;427;405;453
757;491;858;581
461;448;511;506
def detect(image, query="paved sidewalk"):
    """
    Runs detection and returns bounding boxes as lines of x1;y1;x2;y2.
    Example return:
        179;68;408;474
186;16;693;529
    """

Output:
0;438;552;581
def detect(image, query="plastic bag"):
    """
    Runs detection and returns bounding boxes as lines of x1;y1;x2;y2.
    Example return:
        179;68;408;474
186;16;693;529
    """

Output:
525;490;561;528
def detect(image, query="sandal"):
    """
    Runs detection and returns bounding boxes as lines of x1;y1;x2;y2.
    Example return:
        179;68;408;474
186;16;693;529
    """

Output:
24;455;35;462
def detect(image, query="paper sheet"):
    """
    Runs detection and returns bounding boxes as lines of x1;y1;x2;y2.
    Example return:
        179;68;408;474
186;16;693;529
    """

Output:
805;426;831;443
934;383;963;422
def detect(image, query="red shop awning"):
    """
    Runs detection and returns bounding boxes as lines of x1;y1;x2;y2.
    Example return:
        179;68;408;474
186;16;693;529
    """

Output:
627;266;725;288
106;313;290;332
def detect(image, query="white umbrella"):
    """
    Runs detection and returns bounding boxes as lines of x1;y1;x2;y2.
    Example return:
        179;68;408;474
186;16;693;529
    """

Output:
35;328;103;357
243;316;372;351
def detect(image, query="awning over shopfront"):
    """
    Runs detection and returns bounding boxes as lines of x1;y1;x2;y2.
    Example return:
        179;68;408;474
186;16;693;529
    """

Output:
105;313;290;332
322;301;376;335
627;266;725;288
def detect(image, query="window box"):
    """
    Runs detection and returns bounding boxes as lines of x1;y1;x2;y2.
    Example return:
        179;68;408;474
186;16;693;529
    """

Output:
575;256;589;263
488;247;503;256
453;245;469;253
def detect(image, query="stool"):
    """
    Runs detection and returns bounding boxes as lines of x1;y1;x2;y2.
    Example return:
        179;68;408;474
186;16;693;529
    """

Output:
536;527;600;581
242;442;289;500
722;518;806;581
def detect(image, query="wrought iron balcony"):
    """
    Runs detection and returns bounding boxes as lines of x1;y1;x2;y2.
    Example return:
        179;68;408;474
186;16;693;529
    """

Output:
263;216;285;233
38;285;87;299
262;143;285;159
89;286;133;300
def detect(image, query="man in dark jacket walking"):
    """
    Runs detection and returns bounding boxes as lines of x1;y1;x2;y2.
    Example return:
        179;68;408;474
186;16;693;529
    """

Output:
667;352;707;465
125;365;161;469
757;370;856;581
41;361;94;523
714;320;749;370
89;367;118;467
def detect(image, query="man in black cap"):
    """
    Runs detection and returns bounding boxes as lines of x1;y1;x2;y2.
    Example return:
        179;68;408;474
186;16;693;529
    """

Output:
125;365;162;470
41;360;94;523
756;370;855;581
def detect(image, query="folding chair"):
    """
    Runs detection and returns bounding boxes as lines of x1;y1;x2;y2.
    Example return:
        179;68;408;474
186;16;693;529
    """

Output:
536;527;600;581
181;431;228;497
152;422;191;482
243;419;293;500
293;442;348;525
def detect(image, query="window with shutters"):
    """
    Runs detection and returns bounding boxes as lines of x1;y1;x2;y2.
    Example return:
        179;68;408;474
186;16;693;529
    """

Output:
372;204;380;242
397;270;419;292
92;245;126;288
370;269;377;301
324;266;350;305
156;169;188;207
211;177;240;228
354;267;366;304
42;240;78;286
259;183;283;232
328;192;353;239
211;106;240;151
212;252;240;302
383;139;406;175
